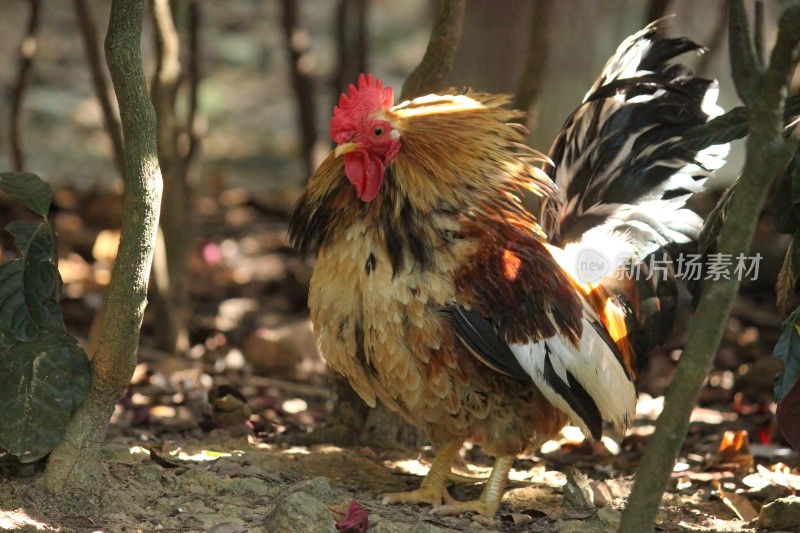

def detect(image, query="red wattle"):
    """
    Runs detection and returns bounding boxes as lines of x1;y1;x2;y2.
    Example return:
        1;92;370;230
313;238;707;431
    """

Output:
344;151;384;202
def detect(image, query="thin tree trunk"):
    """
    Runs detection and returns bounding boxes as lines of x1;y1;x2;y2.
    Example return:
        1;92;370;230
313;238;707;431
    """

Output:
513;0;553;130
400;0;465;101
645;0;671;24
619;3;800;531
279;0;318;178
333;0;368;95
149;0;190;355
184;0;202;164
74;0;125;178
33;0;163;501
9;0;41;171
74;0;125;358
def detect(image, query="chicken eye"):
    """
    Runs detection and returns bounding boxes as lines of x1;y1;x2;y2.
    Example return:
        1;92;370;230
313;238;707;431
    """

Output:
373;126;384;137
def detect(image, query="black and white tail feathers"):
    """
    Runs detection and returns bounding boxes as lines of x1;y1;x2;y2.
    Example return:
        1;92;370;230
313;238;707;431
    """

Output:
541;22;728;248
540;22;730;370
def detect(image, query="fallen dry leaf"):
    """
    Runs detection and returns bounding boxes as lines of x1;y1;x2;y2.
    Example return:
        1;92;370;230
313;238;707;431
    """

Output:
715;430;754;472
590;480;613;507
714;480;758;522
752;463;800;490
335;500;369;533
500;512;533;526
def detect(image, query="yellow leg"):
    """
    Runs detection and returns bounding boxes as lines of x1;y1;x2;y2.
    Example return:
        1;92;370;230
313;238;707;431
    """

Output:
430;455;514;521
382;441;462;507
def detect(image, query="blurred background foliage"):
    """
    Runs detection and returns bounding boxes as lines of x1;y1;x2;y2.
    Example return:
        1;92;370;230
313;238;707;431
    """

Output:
3;0;786;196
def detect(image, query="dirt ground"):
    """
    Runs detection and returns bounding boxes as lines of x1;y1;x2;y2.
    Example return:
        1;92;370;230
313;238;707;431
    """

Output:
0;425;769;532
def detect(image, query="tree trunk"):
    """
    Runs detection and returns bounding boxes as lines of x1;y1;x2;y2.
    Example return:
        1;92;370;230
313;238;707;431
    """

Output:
619;3;800;531
32;0;162;504
149;0;191;355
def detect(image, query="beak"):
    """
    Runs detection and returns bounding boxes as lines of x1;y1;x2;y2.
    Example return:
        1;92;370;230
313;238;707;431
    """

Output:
334;142;362;158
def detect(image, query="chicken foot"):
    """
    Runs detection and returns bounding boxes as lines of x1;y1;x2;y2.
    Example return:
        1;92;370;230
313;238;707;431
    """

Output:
429;454;514;523
382;441;463;507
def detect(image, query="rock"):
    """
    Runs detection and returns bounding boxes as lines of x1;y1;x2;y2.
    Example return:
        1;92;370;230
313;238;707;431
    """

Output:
242;321;325;381
595;506;621;528
207;522;247;533
173;467;227;496
134;463;163;484
552;506;620;533
759;495;800;530
411;522;459;532
267;492;336;533
280;476;338;504
369;521;458;533
217;298;260;331
226;476;276;498
563;466;595;513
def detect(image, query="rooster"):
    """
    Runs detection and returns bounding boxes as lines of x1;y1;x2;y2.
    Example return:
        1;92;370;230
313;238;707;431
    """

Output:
290;23;728;519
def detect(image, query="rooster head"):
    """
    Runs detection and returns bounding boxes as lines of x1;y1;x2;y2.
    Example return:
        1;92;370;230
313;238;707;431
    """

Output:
330;74;401;202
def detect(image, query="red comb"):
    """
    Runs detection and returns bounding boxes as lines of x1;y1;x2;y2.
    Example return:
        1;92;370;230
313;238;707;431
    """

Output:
330;74;394;144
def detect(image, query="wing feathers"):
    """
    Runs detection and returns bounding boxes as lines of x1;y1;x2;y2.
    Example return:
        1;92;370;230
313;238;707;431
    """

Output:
542;345;603;440
510;316;636;440
450;305;530;381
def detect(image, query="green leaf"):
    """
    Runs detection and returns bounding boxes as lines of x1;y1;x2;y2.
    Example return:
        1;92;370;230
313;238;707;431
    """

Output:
773;151;800;235
699;182;736;255
0;172;53;218
777;233;800;310
0;331;91;462
0;221;64;341
773;309;800;402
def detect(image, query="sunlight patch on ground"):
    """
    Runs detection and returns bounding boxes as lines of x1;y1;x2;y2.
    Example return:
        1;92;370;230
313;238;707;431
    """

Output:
384;459;431;477
128;445;238;462
173;449;235;461
310;445;345;454
129;445;151;456
509;465;567;487
280;446;312;455
0;510;54;531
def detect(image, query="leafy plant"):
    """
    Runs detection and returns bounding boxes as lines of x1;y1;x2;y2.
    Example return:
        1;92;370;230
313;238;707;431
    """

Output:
693;96;800;449
772;153;800;450
0;172;91;462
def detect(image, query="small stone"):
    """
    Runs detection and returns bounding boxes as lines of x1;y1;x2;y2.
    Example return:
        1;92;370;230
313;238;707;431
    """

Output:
410;522;458;533
590;480;612;507
370;520;443;533
562;466;595;513
595;506;621;527
280;476;337;503
267;492;336;533
226;476;275;497
241;321;324;381
207;522;247;533
135;463;163;484
759;495;800;530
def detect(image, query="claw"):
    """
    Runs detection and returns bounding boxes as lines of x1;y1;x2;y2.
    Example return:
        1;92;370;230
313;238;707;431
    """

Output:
383;441;464;509
447;471;486;484
430;498;496;515
382;485;455;507
431;454;515;523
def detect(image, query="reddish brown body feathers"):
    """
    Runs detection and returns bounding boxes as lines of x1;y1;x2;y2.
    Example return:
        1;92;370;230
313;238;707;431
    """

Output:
291;86;577;454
